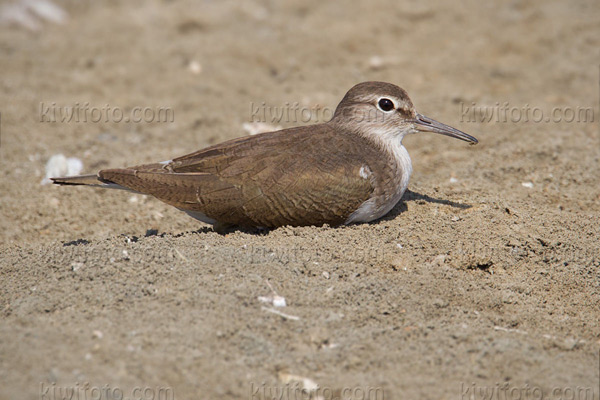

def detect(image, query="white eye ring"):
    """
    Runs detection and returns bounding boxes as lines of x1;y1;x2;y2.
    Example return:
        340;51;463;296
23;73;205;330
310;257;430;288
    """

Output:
376;97;396;112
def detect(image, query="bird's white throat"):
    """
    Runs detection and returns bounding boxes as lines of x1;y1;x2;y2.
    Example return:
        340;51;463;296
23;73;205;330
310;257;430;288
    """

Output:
366;127;413;196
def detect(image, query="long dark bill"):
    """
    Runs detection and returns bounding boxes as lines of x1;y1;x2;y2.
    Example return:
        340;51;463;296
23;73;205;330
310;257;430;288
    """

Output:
414;113;478;144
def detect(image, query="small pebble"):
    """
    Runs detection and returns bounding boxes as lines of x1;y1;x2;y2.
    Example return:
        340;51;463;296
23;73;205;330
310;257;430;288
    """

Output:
188;60;202;74
368;55;384;70
71;262;84;272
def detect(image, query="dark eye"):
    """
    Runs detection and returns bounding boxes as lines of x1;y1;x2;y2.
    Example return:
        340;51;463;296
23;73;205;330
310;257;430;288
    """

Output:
378;98;395;112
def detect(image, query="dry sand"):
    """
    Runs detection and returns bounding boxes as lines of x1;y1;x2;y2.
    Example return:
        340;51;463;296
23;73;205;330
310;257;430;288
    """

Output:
1;0;599;399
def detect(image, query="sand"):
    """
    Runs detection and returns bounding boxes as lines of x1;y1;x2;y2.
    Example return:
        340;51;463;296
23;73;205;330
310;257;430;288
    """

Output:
1;0;599;398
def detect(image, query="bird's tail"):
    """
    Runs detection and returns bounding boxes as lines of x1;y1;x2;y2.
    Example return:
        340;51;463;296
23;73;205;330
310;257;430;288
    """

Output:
51;174;137;192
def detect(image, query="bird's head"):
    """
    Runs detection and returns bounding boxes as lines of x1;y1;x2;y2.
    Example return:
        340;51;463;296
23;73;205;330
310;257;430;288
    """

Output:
331;81;478;144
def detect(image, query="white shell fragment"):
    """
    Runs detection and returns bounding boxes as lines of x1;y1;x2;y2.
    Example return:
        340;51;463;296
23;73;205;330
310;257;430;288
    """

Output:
278;373;319;392
242;122;282;136
258;295;287;307
0;0;67;31
41;154;83;185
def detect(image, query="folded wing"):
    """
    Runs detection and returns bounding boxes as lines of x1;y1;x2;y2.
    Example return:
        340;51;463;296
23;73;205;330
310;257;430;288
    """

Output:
100;125;377;227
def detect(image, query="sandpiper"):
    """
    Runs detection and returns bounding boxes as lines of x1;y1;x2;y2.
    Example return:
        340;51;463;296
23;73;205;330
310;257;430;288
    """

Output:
53;81;478;229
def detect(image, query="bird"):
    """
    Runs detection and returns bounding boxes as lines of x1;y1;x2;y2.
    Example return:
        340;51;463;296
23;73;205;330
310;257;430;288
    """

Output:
52;81;478;230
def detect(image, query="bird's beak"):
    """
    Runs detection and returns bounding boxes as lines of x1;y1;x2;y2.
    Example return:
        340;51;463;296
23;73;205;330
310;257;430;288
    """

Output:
414;113;478;144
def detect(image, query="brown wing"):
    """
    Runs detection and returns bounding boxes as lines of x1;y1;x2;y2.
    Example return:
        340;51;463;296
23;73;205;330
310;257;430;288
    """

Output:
100;124;378;227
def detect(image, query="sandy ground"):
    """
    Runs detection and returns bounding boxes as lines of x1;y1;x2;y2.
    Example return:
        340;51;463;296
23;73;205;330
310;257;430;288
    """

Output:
1;0;599;399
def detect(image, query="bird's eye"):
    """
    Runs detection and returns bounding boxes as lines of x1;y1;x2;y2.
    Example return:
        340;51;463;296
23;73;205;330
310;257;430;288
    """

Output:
378;98;395;112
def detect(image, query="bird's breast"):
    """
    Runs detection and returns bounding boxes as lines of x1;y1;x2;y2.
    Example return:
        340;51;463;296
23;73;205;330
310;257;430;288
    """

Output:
345;139;412;224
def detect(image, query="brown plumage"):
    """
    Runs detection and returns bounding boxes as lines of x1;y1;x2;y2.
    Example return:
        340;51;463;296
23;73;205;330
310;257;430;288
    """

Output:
53;82;478;229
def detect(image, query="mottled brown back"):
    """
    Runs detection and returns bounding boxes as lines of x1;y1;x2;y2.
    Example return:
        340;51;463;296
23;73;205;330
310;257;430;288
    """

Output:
100;124;386;227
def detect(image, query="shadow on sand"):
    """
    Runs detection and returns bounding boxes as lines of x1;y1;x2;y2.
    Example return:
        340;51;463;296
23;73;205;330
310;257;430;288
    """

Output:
380;189;472;222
